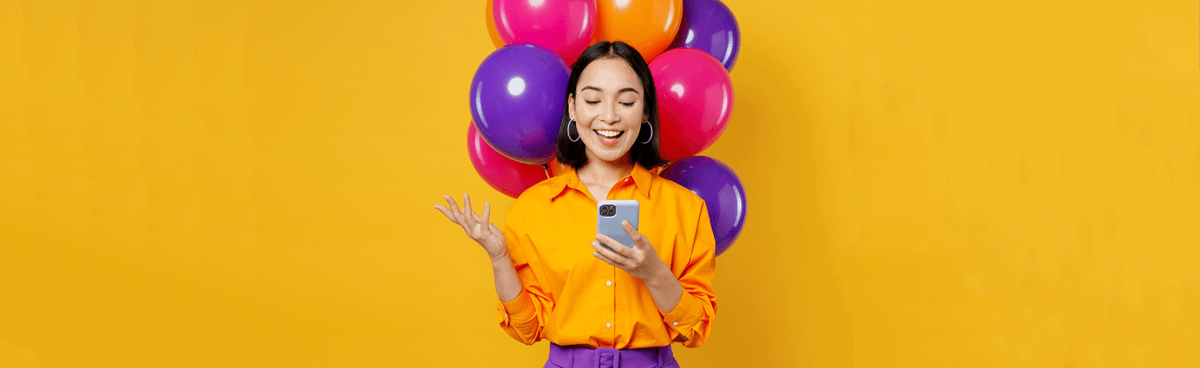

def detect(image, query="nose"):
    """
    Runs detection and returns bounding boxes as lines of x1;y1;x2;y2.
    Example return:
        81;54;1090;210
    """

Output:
598;100;620;125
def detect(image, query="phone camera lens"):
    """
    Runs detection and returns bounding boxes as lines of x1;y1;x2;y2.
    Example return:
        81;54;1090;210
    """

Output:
599;205;615;217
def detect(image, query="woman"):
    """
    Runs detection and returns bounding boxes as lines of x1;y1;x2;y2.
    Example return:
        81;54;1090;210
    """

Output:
434;41;717;368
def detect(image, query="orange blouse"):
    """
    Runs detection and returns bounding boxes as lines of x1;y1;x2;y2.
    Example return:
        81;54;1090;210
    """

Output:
496;163;717;349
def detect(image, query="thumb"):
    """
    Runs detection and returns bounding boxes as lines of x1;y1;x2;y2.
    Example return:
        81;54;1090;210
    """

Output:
621;220;641;247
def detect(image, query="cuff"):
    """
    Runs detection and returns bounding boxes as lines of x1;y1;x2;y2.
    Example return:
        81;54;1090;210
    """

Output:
659;293;702;337
498;288;536;324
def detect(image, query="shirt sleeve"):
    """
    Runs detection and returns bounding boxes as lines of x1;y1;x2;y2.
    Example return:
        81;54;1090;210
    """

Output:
658;200;718;348
496;209;555;345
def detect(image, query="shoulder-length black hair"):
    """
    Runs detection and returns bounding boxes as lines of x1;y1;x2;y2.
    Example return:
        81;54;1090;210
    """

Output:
555;41;669;170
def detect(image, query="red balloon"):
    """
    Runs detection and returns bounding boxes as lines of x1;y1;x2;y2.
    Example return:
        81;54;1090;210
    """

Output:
468;121;551;198
650;48;734;161
494;0;596;65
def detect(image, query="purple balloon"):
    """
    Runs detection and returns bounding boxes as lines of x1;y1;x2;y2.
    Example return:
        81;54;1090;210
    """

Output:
668;0;741;72
661;156;747;256
470;43;570;164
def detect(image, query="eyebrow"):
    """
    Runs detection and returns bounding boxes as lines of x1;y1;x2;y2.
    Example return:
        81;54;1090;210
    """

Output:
580;86;641;95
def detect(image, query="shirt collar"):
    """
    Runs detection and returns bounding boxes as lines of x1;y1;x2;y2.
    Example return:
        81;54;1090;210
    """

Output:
549;163;654;200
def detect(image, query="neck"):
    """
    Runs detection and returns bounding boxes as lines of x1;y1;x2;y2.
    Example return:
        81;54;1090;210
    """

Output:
578;152;635;184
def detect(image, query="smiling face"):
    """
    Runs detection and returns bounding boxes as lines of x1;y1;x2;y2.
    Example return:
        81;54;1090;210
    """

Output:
568;57;648;164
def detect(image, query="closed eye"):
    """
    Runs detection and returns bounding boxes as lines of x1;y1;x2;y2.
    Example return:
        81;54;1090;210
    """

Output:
620;102;635;107
586;100;600;105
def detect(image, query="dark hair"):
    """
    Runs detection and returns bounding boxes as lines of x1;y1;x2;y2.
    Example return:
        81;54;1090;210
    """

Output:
555;41;668;170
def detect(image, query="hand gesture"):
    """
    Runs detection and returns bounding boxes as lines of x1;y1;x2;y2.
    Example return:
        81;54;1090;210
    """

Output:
434;193;506;260
591;220;667;281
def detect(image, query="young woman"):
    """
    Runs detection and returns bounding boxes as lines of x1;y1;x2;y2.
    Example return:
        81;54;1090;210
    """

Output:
435;41;717;368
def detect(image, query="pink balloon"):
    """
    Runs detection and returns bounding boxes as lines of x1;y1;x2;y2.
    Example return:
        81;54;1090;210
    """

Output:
649;48;734;161
468;121;551;198
494;0;596;65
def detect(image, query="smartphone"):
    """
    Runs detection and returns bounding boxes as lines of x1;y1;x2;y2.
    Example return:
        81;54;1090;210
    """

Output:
597;199;639;253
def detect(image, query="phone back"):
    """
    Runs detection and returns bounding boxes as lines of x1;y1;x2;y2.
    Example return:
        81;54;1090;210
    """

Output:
597;199;639;252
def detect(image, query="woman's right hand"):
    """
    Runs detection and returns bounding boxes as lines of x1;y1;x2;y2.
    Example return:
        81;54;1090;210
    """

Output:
434;193;507;260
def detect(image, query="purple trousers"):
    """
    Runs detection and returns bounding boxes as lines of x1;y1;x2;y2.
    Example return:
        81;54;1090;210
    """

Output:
544;343;680;368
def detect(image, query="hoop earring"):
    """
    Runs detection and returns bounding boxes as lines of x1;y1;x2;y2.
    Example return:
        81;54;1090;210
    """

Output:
639;121;653;144
567;119;580;142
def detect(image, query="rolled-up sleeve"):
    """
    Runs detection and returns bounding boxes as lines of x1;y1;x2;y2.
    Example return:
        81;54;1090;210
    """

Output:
496;214;555;345
658;201;718;348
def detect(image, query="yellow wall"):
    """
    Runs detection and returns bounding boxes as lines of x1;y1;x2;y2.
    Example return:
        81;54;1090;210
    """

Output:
2;0;1198;367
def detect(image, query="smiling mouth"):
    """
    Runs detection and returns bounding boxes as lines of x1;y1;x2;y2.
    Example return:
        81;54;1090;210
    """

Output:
594;129;625;140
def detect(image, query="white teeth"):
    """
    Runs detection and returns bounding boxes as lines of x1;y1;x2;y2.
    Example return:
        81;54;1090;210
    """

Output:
595;130;623;138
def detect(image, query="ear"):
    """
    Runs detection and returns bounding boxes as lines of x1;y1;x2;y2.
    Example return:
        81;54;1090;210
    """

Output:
567;95;576;121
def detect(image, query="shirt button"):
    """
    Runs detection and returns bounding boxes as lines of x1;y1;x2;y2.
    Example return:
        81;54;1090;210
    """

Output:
605;280;612;286
606;322;612;328
673;321;679;326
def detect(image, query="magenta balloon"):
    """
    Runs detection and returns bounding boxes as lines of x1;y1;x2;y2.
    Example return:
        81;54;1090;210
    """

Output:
468;122;550;199
649;48;734;161
494;0;597;66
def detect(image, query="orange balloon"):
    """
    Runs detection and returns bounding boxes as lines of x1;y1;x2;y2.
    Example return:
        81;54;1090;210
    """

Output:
591;0;683;63
485;0;505;48
547;157;570;177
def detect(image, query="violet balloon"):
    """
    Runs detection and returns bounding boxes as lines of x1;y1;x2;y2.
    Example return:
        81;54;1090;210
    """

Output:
649;48;734;161
470;43;570;164
668;0;740;71
493;0;596;65
660;156;746;256
468;121;550;198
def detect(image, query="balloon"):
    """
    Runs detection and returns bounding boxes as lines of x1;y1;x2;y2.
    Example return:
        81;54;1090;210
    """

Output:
592;0;683;63
468;121;550;198
660;156;746;256
668;0;740;71
469;43;570;164
649;48;733;161
547;156;570;177
485;0;505;48
494;0;596;65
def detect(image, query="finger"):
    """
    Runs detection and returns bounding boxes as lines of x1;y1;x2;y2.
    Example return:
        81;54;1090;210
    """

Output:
444;195;463;219
461;193;478;228
470;204;484;223
595;234;630;257
592;240;631;267
621;220;643;248
593;248;629;269
443;195;469;231
433;205;460;225
481;202;491;227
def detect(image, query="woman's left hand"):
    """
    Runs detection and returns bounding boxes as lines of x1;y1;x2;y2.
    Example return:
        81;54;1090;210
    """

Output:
592;220;668;281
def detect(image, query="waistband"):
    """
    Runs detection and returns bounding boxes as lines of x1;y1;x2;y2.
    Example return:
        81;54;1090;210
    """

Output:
546;343;677;368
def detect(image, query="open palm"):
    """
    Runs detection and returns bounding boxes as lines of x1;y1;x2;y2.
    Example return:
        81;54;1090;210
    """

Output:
434;193;506;259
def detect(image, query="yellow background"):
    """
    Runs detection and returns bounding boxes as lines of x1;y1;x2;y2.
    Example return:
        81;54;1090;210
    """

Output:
2;0;1198;366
